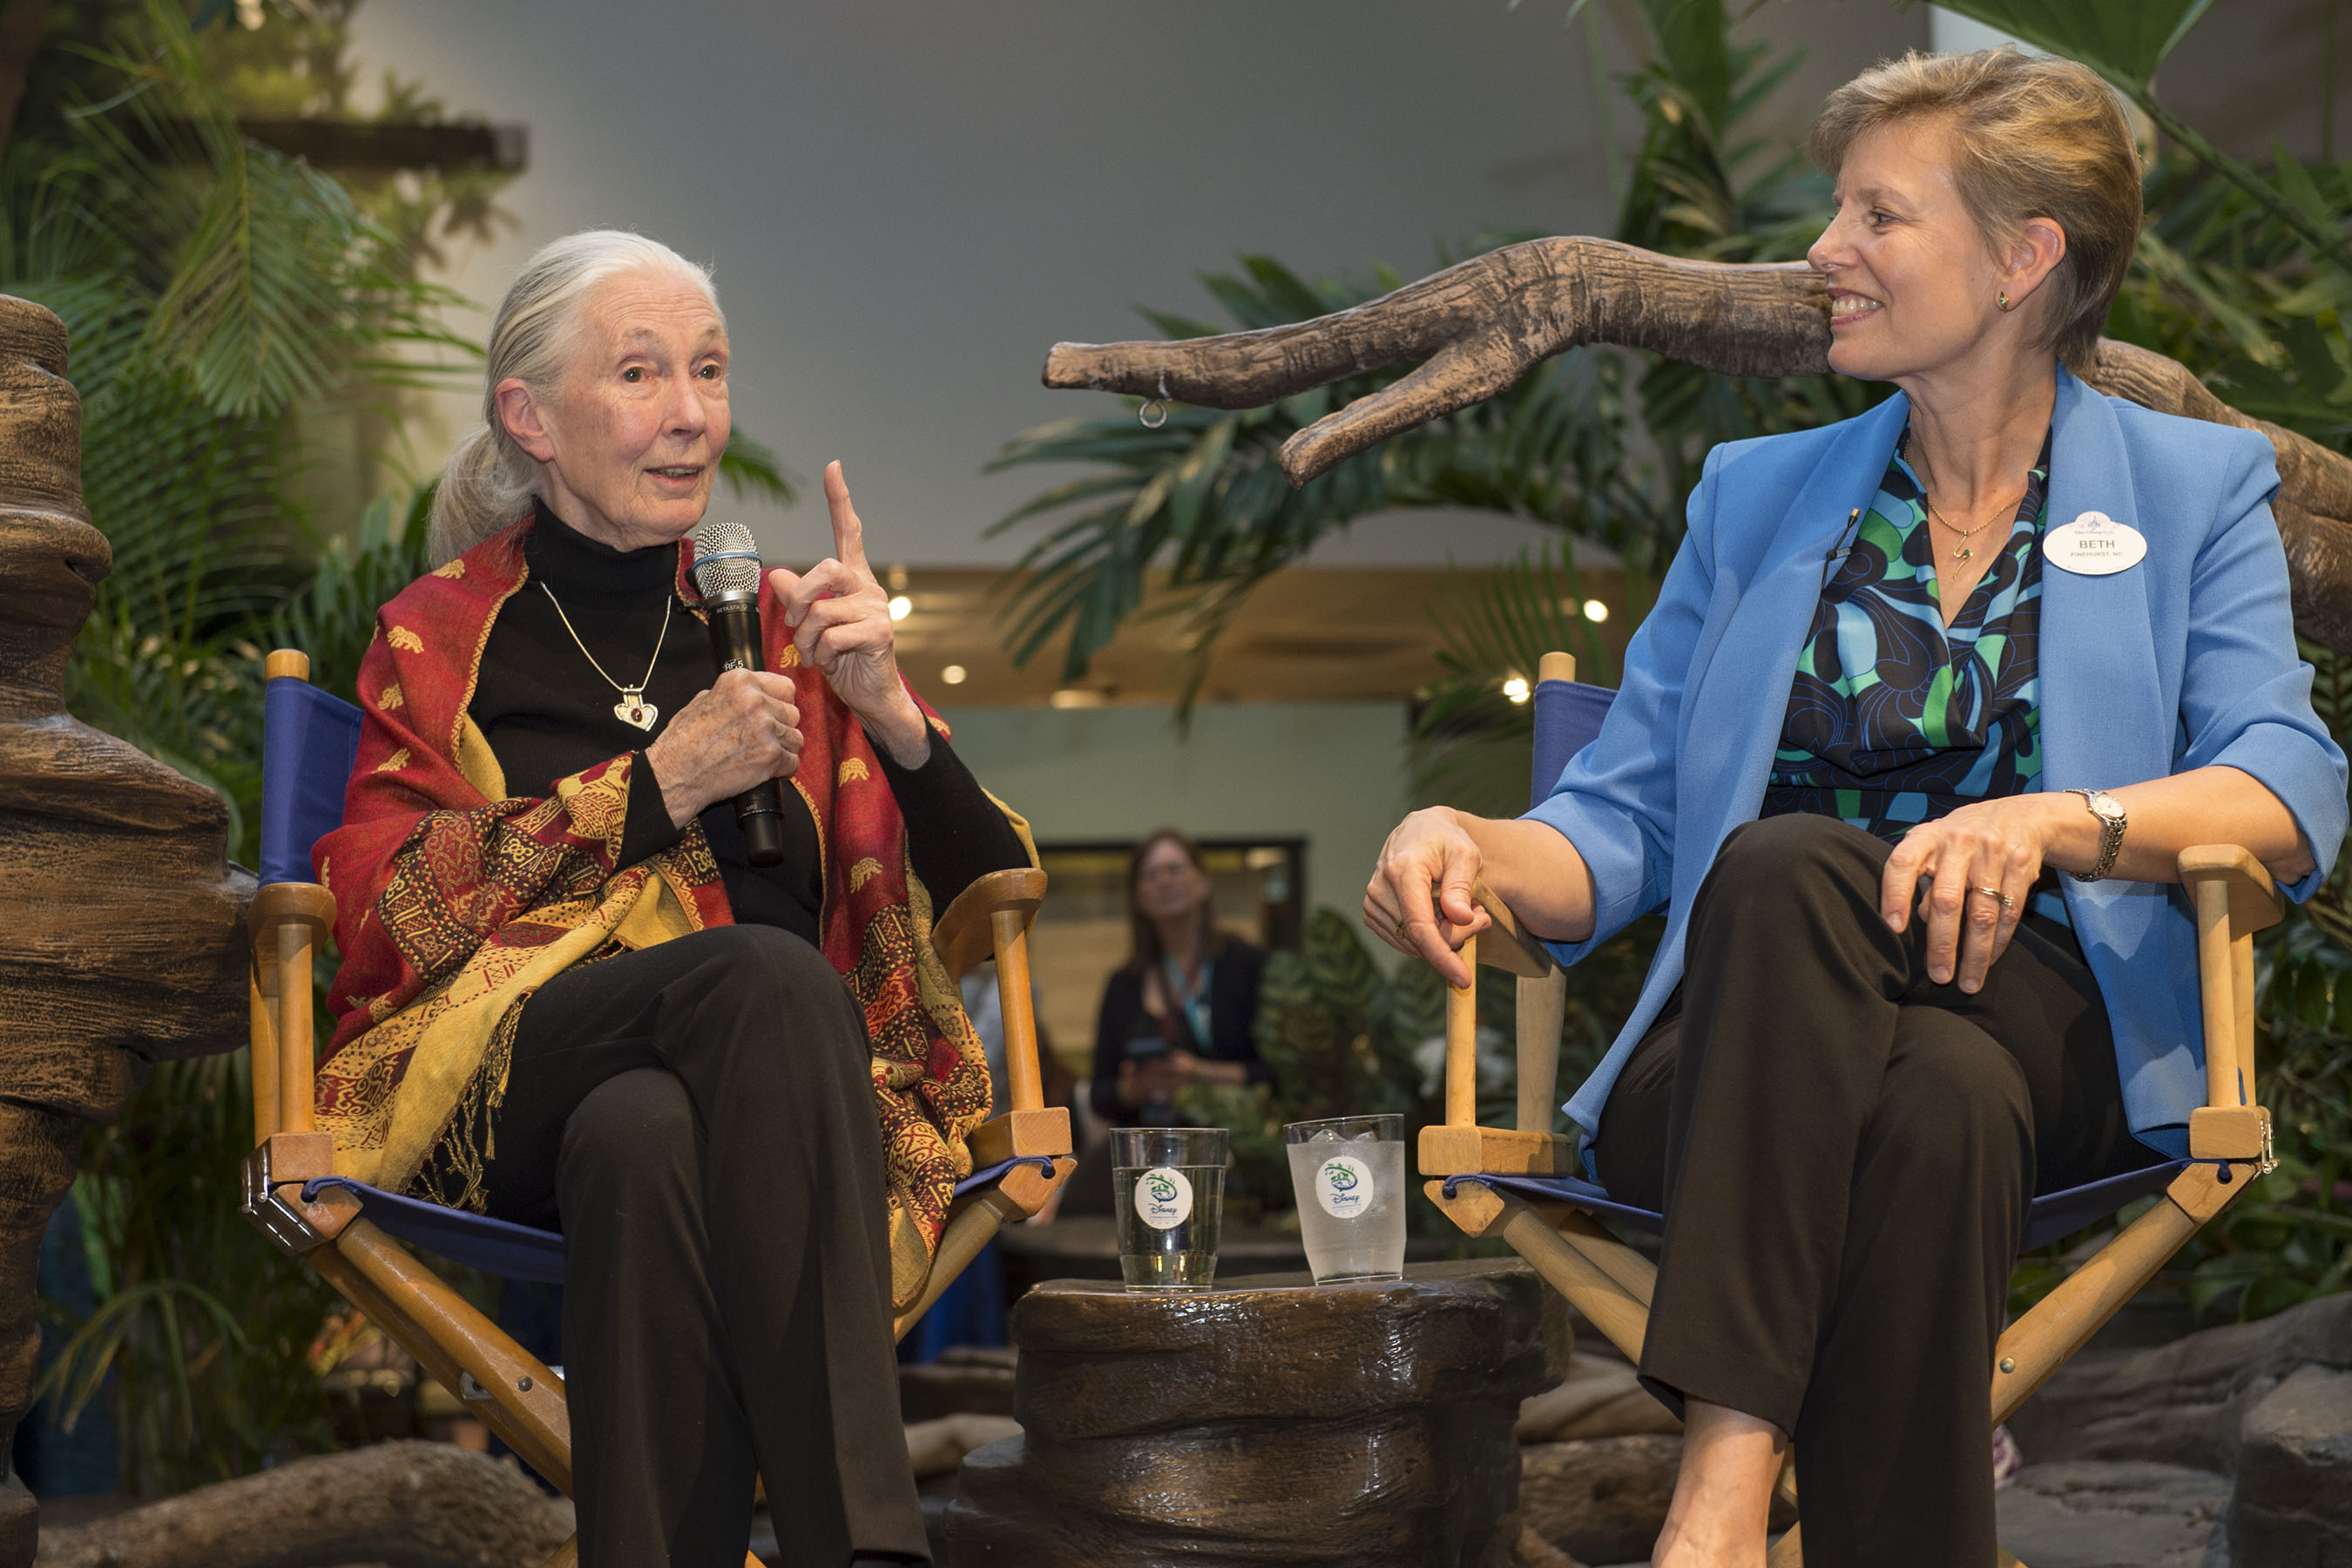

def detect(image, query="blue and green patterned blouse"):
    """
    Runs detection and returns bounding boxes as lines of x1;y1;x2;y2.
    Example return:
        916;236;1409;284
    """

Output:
1761;428;2069;927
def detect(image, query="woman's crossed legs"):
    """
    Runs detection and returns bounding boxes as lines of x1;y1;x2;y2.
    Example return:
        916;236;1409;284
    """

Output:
483;924;929;1568
1590;814;2155;1568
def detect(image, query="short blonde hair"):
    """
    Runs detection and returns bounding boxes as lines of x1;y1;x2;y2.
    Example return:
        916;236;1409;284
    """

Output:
1809;47;2140;373
427;230;721;564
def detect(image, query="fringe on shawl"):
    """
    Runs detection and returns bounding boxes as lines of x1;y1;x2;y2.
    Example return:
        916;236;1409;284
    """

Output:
409;994;528;1213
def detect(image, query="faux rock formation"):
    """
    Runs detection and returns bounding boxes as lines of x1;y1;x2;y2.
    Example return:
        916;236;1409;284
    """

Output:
2009;1289;2352;1475
0;294;252;1563
2227;1364;2352;1565
28;1440;573;1568
1517;1435;1681;1567
945;1260;1568;1567
1993;1462;2228;1568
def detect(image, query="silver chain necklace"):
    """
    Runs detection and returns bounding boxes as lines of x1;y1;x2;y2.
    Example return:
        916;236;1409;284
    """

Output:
538;581;672;731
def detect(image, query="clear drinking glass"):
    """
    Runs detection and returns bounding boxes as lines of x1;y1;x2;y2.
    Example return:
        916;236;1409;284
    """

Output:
1112;1125;1227;1291
1284;1114;1408;1284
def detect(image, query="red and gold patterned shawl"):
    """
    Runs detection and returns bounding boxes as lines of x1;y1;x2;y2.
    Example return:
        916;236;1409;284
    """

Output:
313;514;1031;1308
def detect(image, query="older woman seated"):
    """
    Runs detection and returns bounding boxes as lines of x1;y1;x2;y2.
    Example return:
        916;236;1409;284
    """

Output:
1366;50;2347;1568
314;230;1028;1566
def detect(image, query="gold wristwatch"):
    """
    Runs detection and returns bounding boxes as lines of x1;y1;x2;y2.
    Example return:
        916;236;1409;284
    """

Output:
2066;787;2127;882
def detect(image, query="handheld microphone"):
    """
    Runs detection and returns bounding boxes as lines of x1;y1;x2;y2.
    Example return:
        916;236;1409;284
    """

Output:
689;519;786;868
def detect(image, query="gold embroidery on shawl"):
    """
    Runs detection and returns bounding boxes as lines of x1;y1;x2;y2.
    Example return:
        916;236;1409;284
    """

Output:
555;764;630;852
432;559;466;578
377;683;403;711
375;747;411;774
848;856;884;893
389;626;424;652
837;757;869;786
777;644;801;667
791;774;826;906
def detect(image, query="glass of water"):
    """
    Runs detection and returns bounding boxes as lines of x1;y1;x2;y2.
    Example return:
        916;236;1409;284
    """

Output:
1112;1126;1227;1292
1284;1114;1407;1284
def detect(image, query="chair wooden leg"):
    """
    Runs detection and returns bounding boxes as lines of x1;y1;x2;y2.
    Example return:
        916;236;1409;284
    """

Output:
1991;1164;2242;1426
538;1538;577;1568
311;1220;574;1494
892;1193;1013;1344
1497;1200;1651;1362
1767;1524;1804;1566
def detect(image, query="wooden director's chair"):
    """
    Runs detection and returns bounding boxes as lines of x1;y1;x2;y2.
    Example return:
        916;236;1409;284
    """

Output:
1421;652;2281;1568
240;650;1075;1566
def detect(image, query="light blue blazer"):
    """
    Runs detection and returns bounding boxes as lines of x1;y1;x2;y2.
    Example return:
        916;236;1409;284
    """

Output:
1532;366;2349;1164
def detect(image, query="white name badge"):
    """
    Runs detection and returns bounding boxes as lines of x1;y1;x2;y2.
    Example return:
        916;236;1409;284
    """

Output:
2045;511;2147;576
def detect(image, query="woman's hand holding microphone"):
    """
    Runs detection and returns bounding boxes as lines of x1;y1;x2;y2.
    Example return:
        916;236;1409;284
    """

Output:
645;459;927;828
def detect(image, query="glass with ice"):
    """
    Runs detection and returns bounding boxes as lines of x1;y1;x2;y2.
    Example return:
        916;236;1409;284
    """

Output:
1283;1114;1407;1284
1112;1125;1227;1291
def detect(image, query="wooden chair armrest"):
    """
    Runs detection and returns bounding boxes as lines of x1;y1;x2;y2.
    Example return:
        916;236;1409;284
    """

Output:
2180;847;2280;1159
251;882;335;1137
1468;881;1557;978
933;865;1054;1118
967;1106;1073;1166
931;867;1046;983
2179;845;2283;936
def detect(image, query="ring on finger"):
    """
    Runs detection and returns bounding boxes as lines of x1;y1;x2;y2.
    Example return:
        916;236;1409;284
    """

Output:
1971;884;2015;911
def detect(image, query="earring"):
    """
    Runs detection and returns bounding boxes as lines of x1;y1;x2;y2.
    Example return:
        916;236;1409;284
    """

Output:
1997;290;2014;313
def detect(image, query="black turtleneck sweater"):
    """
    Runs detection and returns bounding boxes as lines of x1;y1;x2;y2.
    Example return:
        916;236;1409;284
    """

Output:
466;499;1025;945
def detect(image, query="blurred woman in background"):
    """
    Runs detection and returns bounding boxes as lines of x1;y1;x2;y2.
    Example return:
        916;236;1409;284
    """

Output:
1088;830;1267;1124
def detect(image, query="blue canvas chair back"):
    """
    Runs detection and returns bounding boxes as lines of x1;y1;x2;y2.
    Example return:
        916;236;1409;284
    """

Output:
258;676;362;888
1531;671;1617;812
255;669;1050;1288
1470;662;2186;1252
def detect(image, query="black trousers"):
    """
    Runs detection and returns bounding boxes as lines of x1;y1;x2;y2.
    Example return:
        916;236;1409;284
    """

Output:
1587;814;2155;1568
483;925;928;1568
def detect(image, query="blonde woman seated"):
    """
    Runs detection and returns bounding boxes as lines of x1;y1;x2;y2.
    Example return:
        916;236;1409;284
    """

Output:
1365;51;2345;1568
315;231;1031;1566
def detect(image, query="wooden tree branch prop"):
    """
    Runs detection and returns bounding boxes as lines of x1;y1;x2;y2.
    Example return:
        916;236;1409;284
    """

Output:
30;1440;575;1568
1044;237;2352;653
0;295;251;1567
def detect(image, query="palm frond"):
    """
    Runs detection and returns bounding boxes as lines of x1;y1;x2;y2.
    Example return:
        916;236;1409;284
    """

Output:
718;429;803;509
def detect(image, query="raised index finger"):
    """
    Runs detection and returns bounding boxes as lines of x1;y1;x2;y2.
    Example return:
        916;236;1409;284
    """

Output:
821;460;870;573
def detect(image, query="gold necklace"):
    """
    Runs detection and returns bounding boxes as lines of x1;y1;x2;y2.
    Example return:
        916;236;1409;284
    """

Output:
1906;432;2020;564
538;581;673;731
1924;500;2003;563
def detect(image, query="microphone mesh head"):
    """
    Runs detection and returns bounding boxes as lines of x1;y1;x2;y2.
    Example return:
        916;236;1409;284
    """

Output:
691;518;762;597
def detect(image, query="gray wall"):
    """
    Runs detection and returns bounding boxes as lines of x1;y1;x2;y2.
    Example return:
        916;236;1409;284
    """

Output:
937;700;1409;935
357;0;1616;568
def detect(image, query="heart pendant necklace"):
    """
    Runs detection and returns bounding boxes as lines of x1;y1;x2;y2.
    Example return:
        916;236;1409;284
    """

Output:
539;580;672;733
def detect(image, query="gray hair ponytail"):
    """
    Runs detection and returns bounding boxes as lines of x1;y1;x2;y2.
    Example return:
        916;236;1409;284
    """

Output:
426;229;721;564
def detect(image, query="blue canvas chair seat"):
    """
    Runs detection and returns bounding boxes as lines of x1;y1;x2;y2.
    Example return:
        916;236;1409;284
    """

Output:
299;1157;1064;1288
237;649;1073;1561
1441;1159;2193;1255
1417;651;2285;1567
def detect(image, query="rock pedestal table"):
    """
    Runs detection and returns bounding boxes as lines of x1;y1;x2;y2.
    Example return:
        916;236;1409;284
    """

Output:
0;296;251;1563
945;1259;1567;1566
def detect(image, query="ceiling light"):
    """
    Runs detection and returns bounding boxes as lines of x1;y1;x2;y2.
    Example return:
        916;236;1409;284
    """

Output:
888;595;912;621
941;664;967;686
1582;599;1609;623
1050;688;1109;709
1502;676;1531;705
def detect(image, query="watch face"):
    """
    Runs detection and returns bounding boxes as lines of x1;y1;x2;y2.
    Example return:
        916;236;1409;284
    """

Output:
2092;795;2126;823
